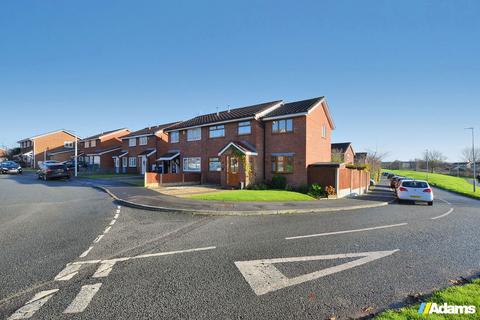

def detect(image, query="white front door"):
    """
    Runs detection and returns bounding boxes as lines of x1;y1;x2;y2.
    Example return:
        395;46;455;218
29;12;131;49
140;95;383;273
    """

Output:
114;158;119;174
141;156;147;174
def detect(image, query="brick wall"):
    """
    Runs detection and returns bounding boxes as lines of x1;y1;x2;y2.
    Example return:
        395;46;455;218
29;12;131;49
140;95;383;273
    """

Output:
34;132;76;168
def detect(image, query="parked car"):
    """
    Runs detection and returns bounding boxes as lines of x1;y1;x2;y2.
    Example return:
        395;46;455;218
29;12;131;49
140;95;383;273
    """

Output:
396;180;434;205
61;160;79;171
387;173;395;179
390;176;403;188
37;163;70;181
0;161;22;174
394;177;411;190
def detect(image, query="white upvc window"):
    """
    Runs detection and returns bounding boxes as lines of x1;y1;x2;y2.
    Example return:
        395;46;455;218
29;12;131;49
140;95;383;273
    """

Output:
187;128;201;141
170;131;179;143
272;119;293;133
139;136;148;145
93;156;100;165
85;141;90;148
64;141;74;148
122;157;128;168
209;125;225;138
322;124;327;138
238;121;251;135
129;138;136;147
129;157;137;167
183;157;201;172
91;140;97;147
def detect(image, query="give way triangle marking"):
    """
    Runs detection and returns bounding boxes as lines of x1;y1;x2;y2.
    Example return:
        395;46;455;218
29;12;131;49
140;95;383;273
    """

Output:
235;249;399;296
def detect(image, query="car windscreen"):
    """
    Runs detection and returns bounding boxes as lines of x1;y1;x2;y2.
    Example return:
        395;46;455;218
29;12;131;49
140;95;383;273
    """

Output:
48;165;66;170
402;181;428;188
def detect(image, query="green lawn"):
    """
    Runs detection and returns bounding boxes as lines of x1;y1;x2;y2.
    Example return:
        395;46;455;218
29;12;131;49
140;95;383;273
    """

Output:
189;190;315;202
376;278;480;319
386;169;480;199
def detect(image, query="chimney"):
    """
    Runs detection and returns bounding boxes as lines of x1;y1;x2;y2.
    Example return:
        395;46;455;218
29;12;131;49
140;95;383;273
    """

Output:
227;105;231;113
216;107;219;116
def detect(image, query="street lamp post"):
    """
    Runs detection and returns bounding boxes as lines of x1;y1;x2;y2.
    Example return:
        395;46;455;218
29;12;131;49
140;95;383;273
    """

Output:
465;127;476;193
74;133;78;177
425;149;429;181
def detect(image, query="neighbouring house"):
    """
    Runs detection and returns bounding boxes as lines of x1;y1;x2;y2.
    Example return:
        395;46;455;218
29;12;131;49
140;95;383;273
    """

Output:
155;97;336;188
47;142;80;163
115;122;179;175
0;148;7;162
331;142;355;164
80;128;131;173
354;152;368;165
17;130;78;168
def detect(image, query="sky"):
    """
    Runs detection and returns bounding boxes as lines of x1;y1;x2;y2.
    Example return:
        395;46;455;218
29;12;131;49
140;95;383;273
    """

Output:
0;0;479;161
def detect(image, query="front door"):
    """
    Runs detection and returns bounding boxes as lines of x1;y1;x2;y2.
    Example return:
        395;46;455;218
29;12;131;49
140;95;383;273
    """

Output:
141;156;147;174
114;158;119;174
122;157;127;173
227;156;240;187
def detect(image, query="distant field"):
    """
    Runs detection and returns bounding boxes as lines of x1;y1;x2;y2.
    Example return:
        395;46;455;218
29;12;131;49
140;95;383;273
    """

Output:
386;169;480;199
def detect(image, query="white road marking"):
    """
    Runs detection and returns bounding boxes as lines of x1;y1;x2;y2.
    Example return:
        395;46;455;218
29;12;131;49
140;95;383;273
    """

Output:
285;223;408;240
93;258;129;278
8;289;59;319
93;235;104;243
55;264;84;281
63;283;102;314
235;250;399;296
114;213;119;219
103;226;111;234
438;198;452;205
117;205;121;209
79;246;94;258
431;208;454;220
109;219;116;226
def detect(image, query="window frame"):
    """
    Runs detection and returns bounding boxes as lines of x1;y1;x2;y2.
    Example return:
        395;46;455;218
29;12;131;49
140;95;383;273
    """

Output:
187;128;202;141
139;136;148;145
91;140;97;147
128;157;137;168
128;138;136;147
208;157;221;172
271;155;294;174
64;141;74;148
183;157;201;172
238;121;251;135
272;119;293;134
322;124;327;138
85;141;90;148
170;131;179;143
209;125;225;138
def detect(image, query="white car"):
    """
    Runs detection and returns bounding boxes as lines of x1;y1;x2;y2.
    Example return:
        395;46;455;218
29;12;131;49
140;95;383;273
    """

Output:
396;180;434;205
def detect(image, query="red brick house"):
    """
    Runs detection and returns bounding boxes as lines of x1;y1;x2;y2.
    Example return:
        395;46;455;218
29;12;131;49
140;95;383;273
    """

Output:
80;128;130;173
115;123;178;174
17;130;78;168
160;97;335;188
331;142;355;164
0;148;7;162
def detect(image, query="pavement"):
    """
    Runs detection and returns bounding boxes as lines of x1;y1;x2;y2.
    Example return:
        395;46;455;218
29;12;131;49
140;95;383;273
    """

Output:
77;178;392;215
1;173;480;319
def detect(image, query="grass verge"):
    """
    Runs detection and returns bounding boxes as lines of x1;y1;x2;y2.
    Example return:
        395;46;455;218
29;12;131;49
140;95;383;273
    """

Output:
189;189;315;202
386;169;480;200
375;278;480;319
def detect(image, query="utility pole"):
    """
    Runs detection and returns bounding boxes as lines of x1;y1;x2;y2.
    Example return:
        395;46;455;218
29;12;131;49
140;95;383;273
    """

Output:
74;133;78;177
465;127;476;193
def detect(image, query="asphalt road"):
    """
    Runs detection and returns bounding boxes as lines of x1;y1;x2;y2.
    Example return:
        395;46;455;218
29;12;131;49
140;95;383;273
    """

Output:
1;174;479;319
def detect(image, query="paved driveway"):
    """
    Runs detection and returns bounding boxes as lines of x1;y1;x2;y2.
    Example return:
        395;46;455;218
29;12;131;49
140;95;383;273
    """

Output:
1;175;479;319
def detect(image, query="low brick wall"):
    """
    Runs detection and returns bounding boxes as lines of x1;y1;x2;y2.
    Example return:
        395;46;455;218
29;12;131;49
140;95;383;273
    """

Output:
145;172;201;188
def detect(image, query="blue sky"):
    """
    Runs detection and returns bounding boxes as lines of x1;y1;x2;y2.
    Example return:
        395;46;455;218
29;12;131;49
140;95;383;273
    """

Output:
1;0;479;161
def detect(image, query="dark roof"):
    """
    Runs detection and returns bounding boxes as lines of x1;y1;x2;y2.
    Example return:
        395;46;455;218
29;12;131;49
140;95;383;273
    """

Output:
82;128;128;141
138;148;156;156
331;142;352;153
218;141;257;155
157;151;180;160
166;100;282;131
85;146;122;155
46;147;75;155
262;97;324;118
123;122;180;138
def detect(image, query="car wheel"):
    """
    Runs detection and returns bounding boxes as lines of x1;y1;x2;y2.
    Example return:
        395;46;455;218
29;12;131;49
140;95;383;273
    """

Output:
428;201;433;206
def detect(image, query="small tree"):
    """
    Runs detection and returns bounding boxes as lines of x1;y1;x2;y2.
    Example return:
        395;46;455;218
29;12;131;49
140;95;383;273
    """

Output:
423;150;447;173
461;146;480;164
331;148;344;163
366;149;389;181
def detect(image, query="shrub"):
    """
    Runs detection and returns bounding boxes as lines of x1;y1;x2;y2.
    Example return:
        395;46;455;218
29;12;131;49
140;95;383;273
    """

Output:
296;184;310;194
270;175;287;190
249;183;268;190
308;183;324;199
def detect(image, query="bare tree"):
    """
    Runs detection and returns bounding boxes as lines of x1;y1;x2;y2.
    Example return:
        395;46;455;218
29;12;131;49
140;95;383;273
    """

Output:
461;146;480;164
331;148;344;163
423;150;447;173
366;149;389;181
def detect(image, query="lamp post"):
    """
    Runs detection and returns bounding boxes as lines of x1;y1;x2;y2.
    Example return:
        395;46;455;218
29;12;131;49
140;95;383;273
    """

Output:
465;127;476;193
425;149;429;181
66;129;79;177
